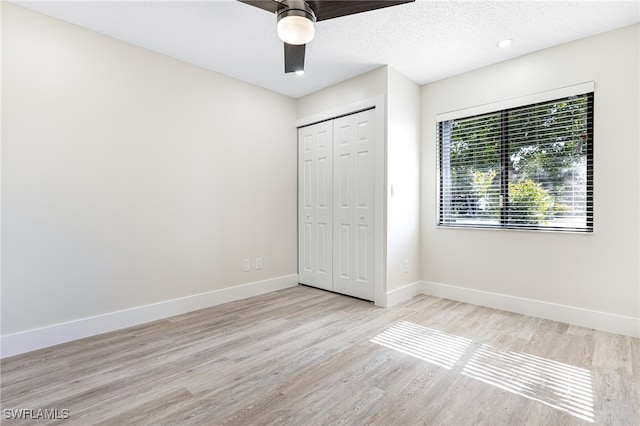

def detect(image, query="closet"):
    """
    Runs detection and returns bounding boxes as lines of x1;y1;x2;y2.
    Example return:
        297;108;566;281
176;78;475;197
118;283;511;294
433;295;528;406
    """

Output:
298;109;375;300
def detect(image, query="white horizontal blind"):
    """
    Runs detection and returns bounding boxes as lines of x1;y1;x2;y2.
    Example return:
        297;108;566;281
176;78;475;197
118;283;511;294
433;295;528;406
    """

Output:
437;90;594;232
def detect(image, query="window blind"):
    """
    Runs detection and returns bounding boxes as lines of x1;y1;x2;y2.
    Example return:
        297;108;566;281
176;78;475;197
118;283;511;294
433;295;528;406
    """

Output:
437;89;594;232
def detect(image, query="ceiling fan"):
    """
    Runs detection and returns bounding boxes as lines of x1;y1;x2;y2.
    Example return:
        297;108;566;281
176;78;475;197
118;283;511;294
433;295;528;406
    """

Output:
238;0;414;74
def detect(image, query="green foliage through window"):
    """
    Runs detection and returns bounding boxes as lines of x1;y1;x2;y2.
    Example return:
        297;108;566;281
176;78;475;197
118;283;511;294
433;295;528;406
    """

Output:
438;91;593;232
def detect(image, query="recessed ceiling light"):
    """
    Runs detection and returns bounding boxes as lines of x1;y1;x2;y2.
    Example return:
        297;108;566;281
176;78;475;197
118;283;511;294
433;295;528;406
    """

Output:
295;70;305;76
497;39;514;48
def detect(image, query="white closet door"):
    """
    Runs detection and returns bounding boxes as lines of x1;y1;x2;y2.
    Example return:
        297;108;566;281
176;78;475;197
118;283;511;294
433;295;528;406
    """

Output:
333;109;375;300
298;121;333;290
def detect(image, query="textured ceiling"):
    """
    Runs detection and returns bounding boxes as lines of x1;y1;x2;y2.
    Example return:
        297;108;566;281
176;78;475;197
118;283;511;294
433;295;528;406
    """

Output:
11;0;640;98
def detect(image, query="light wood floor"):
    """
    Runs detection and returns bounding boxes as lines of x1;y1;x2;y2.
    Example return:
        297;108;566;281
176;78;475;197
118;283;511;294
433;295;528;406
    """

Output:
1;285;638;425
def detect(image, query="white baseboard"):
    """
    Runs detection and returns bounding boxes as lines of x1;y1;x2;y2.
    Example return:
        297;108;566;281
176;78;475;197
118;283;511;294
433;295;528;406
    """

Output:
421;281;640;338
383;281;423;308
1;274;298;359
4;276;636;358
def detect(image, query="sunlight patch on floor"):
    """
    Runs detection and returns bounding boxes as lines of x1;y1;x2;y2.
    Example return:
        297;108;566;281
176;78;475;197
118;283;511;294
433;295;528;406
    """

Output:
370;321;594;423
461;343;594;422
370;321;472;369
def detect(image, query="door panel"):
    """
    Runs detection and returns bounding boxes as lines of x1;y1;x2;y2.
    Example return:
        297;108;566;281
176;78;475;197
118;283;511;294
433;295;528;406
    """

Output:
302;223;312;273
357;224;369;282
303;160;313;208
333;109;375;300
338;153;352;208
298;121;333;290
338;223;351;280
318;157;329;208
317;223;328;273
355;151;371;208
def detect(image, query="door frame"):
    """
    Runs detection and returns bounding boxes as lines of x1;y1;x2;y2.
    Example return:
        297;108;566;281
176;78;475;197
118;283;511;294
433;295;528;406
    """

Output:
295;95;386;307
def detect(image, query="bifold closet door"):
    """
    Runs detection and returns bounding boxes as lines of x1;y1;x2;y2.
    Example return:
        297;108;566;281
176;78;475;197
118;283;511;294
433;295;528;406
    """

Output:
298;120;333;291
298;109;375;301
333;109;375;301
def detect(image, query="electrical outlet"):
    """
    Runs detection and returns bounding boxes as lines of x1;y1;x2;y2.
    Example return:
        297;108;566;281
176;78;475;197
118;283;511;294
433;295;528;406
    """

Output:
256;257;263;270
403;259;409;273
243;258;250;272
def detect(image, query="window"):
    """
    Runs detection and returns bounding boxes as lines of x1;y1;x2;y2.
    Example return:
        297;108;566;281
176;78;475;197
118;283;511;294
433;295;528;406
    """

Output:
437;85;593;232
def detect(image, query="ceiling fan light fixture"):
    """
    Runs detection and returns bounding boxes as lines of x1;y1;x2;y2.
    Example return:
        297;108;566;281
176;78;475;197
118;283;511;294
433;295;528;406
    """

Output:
277;0;316;45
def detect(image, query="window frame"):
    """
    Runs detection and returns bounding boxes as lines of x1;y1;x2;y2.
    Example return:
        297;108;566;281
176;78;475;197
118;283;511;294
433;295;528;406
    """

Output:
436;83;594;233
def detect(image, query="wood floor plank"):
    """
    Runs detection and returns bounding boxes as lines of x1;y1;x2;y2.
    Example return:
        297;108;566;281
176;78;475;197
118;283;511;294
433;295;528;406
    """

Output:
95;388;195;426
1;285;637;425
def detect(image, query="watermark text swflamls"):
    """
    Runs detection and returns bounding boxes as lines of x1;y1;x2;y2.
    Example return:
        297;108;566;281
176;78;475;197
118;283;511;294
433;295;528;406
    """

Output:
3;408;70;420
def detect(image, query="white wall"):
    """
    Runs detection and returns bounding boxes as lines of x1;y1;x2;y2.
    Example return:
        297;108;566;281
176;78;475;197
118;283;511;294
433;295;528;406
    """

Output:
296;67;387;119
386;67;421;290
421;25;640;322
1;4;298;338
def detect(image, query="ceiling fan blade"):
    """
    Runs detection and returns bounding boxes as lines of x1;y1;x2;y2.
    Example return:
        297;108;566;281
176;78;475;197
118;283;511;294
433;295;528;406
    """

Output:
237;0;283;14
284;43;305;73
308;0;414;21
